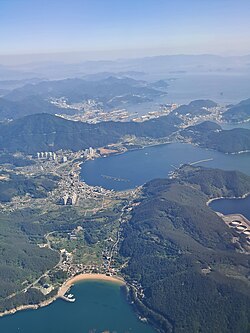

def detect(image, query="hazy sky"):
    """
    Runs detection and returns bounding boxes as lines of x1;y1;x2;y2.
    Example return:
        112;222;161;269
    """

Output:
1;0;250;59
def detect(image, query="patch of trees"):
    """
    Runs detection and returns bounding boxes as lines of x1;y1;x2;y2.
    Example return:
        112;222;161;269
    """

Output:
0;173;59;202
120;167;250;332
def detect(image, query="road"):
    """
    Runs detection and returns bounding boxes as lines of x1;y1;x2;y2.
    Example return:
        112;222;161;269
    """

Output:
5;231;63;301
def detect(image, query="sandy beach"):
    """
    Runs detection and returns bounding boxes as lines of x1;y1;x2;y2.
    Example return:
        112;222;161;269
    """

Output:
0;274;125;318
58;274;125;298
63;274;125;288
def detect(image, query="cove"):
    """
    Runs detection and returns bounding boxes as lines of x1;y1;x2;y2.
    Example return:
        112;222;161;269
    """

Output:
209;195;250;220
0;280;156;333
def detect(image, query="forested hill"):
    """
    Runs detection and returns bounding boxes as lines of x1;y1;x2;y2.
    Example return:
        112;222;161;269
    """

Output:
222;98;250;123
1;114;250;155
120;166;250;333
0;113;181;153
181;121;250;153
0;77;166;120
175;99;217;116
3;77;165;103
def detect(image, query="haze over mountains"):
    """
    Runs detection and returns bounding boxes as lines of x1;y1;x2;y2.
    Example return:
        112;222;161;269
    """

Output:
0;76;168;120
3;77;165;103
1;54;250;80
0;59;250;332
1;0;250;331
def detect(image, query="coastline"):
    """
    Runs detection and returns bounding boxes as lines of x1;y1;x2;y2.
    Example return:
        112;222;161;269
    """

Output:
0;274;125;319
59;273;125;295
65;273;125;285
1;137;249;324
206;192;250;206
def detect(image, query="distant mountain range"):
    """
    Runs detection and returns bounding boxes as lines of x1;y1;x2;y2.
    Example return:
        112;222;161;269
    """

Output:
3;77;165;103
1;67;250;126
1;54;250;79
0;78;45;93
0;76;167;120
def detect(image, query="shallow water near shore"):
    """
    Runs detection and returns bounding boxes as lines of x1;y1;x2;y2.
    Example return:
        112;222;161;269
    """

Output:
0;280;155;333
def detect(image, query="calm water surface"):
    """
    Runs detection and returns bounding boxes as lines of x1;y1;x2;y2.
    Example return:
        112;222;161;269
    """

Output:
165;73;250;105
0;281;155;333
127;73;250;116
81;143;250;191
209;195;250;220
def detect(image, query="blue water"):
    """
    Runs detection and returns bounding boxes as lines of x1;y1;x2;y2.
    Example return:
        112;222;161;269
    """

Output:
81;143;250;191
165;73;250;105
0;281;155;333
126;73;250;116
209;195;250;220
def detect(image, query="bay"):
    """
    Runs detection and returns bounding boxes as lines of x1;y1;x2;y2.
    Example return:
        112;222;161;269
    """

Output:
0;281;155;333
81;143;250;191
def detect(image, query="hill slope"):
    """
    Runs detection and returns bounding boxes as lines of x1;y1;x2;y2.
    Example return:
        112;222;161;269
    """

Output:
223;98;250;123
175;99;217;117
181;121;250;153
120;166;250;333
0;113;181;153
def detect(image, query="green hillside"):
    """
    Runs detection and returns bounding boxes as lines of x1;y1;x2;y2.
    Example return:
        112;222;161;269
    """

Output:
120;166;250;333
0;113;181;153
223;98;250;123
181;121;250;153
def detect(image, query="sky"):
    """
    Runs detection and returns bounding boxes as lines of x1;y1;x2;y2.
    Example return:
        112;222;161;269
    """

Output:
1;0;250;61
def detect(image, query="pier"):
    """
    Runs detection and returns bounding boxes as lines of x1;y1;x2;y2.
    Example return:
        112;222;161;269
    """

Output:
61;294;76;302
190;158;213;165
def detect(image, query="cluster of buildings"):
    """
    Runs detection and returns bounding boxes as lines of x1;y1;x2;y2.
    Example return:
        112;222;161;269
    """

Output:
54;157;116;208
228;219;250;244
55;229;121;278
36;151;69;163
132;103;178;122
68;226;83;241
52;97;131;124
83;147;95;158
59;256;118;278
37;151;57;160
60;193;78;206
178;105;223;128
51;97;98;113
52;97;181;125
